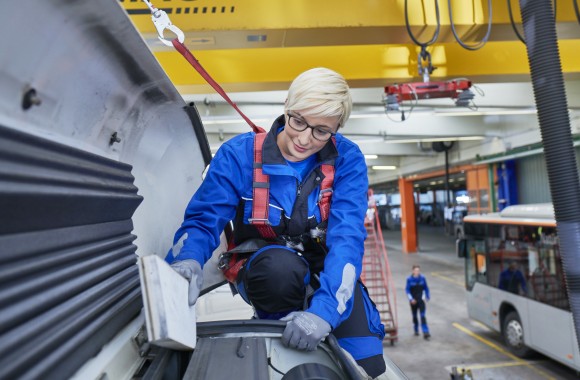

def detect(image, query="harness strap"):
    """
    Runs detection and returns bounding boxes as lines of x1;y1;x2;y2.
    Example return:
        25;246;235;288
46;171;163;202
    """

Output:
251;133;277;239
252;135;335;241
172;38;266;134
319;163;335;221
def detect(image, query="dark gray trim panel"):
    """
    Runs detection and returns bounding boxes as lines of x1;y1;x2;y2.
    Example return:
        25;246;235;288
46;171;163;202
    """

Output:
0;125;143;379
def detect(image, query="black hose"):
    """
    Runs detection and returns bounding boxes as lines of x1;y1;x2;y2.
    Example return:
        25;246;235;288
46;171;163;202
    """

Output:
508;0;558;45
404;0;440;47
448;0;492;51
574;0;580;25
518;0;580;354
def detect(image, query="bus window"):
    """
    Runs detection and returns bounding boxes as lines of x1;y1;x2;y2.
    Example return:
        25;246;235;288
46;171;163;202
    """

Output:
466;240;486;288
529;228;569;311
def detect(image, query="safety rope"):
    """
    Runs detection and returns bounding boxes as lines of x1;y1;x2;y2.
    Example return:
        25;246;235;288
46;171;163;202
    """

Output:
171;39;266;134
141;0;265;134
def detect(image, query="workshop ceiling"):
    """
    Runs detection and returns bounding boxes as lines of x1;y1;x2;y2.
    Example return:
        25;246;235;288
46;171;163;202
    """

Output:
122;0;580;92
120;0;580;185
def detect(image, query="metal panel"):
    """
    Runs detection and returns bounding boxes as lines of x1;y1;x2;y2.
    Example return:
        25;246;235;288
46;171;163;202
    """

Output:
0;126;143;380
516;153;552;204
517;147;580;204
183;337;269;380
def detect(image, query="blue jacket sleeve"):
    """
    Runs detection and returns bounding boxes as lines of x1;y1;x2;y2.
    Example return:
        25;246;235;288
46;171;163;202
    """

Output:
517;271;527;293
405;277;413;301
306;143;369;329
165;137;249;267
423;276;430;300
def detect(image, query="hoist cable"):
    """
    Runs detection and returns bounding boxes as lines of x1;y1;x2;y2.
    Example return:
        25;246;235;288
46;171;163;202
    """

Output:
448;0;493;51
404;0;441;47
507;0;526;44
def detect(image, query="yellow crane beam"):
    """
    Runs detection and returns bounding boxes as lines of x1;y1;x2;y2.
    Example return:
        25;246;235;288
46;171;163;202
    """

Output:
120;0;580;92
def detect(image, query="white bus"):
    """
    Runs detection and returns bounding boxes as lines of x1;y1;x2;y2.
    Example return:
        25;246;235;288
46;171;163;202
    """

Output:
457;204;580;371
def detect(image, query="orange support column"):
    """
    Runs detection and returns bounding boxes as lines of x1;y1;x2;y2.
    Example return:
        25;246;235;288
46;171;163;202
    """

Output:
398;177;417;253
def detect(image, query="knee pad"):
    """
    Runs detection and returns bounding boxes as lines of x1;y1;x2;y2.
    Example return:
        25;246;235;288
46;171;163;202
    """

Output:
238;245;310;316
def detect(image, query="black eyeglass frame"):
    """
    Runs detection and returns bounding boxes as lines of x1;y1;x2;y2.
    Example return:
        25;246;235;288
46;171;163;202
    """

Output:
286;113;338;142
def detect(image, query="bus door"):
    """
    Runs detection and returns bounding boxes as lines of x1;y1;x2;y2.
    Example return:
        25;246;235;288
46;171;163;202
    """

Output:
465;239;494;327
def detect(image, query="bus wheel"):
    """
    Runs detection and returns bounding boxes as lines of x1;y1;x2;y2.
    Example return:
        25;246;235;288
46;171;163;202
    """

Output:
503;311;534;358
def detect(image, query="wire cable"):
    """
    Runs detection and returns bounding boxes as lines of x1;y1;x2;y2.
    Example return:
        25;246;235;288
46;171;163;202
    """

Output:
404;0;441;47
507;0;526;44
448;0;493;51
267;357;286;376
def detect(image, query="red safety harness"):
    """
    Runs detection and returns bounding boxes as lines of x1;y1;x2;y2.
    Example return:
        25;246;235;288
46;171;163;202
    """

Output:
172;37;335;281
250;133;335;239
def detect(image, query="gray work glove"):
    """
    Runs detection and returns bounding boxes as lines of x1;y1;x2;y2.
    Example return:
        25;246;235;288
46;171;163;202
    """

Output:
281;311;331;351
170;259;203;306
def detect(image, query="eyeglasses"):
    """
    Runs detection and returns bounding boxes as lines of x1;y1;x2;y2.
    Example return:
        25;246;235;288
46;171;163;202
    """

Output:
286;113;337;142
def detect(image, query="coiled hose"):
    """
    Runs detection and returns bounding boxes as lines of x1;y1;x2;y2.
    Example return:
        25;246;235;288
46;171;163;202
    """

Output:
519;0;580;351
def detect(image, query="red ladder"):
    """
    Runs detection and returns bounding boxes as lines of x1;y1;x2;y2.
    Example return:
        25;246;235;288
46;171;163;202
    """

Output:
361;189;398;345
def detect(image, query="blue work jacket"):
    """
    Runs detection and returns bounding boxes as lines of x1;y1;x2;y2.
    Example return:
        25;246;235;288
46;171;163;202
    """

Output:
166;116;369;328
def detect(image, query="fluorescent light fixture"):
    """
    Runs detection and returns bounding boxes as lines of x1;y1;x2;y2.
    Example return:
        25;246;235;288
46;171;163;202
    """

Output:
457;195;470;203
371;165;397;170
350;113;387;119
383;136;486;144
202;118;271;125
364;154;379;160
434;109;537;117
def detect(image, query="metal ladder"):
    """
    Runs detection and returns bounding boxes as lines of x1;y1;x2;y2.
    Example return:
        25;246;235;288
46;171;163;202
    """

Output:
361;189;398;345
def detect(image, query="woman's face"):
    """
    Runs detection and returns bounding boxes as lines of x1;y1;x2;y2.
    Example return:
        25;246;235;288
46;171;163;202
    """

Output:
277;111;340;162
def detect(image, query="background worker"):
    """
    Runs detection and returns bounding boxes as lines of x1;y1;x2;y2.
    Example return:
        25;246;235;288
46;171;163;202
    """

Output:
498;261;528;295
405;265;431;340
166;68;387;378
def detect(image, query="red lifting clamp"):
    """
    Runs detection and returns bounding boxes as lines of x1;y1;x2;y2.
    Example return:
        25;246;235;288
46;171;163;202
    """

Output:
384;79;474;110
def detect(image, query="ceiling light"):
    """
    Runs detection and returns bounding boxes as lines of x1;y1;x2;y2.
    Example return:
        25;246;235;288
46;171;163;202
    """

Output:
372;165;397;170
434;109;537;117
350;114;387;119
364;154;379;160
429;181;437;185
202;118;271;125
383;136;485;144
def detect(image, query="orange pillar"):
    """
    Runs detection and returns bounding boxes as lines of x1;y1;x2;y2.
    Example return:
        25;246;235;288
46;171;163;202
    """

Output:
399;177;417;253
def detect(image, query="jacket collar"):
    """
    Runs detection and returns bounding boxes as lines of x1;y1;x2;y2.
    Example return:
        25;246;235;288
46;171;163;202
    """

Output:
262;115;339;165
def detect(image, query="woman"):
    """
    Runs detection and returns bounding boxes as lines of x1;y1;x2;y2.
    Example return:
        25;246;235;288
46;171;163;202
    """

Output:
167;67;386;378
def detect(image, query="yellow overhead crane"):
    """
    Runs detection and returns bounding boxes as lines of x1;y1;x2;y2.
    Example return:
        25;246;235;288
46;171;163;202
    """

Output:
119;0;580;93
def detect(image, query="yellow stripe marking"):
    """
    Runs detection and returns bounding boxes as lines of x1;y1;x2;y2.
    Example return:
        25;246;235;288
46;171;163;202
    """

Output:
448;360;547;371
452;322;556;380
431;272;464;287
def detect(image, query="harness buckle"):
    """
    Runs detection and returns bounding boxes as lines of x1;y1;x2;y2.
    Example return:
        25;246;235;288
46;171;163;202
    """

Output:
318;188;333;202
248;218;271;225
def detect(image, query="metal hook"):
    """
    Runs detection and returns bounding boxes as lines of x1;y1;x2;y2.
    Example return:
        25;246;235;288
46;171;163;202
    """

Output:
142;0;185;47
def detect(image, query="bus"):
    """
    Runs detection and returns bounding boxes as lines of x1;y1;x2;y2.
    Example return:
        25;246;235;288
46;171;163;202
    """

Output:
457;203;580;371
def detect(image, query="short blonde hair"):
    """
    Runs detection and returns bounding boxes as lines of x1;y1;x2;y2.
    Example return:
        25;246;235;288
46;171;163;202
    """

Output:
284;67;352;128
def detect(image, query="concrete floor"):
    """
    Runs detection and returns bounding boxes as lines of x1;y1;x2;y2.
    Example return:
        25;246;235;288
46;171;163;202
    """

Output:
382;225;578;380
195;225;579;379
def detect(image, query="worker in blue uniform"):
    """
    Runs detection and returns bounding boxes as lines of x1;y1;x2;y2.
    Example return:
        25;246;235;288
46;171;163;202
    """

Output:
405;265;431;339
166;68;387;378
